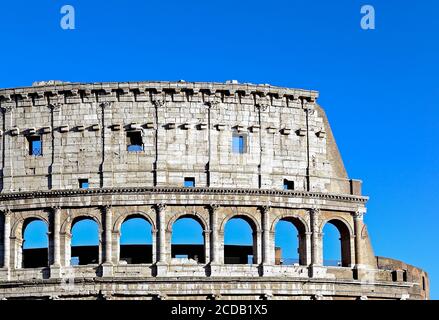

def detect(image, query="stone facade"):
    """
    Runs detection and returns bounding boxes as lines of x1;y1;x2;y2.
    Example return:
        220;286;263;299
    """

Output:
0;81;429;300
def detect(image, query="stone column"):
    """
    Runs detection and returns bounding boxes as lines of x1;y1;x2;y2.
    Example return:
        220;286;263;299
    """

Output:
209;205;219;265
53;207;61;266
112;231;119;263
157;204;167;264
155;204;167;276
354;208;366;268
50;207;63;278
269;231;275;264
310;208;323;266
102;205;113;277
304;232;312;265
63;232;71;267
104;206;113;264
309;208;326;278
204;230;210;264
151;229;157;263
218;231;225;264
261;206;272;265
13;237;21;269
255;230;262;265
3;210;11;270
350;235;356;268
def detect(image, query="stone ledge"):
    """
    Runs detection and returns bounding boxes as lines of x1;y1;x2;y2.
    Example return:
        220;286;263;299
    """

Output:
0;187;368;203
0;276;420;300
0;81;319;104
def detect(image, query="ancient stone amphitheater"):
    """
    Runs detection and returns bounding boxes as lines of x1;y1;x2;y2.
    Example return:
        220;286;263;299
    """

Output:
0;81;429;300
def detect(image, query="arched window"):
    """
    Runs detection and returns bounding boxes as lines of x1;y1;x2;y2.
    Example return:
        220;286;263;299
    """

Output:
323;219;352;267
224;216;256;264
171;217;205;263
274;218;308;265
120;216;153;264
22;219;48;268
71;218;100;265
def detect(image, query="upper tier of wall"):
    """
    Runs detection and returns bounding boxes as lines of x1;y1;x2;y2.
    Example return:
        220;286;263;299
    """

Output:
0;81;360;194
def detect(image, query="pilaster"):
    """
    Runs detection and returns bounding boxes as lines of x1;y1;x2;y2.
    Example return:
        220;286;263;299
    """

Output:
102;205;114;277
155;203;168;276
0;210;11;280
50;207;62;278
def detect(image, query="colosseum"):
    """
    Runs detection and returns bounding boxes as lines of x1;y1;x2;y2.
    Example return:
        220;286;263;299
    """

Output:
0;80;429;300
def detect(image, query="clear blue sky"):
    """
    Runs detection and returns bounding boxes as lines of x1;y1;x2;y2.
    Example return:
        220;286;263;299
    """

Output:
4;0;438;298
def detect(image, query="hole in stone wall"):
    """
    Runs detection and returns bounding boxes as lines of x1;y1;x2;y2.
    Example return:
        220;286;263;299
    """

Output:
71;218;99;265
171;217;205;264
22;219;49;268
27;135;42;156
232;134;246;154
79;179;89;189
224;217;256;265
283;179;294;190
184;177;195;188
127;131;143;152
120;217;153;264
322;220;351;267
275;219;300;265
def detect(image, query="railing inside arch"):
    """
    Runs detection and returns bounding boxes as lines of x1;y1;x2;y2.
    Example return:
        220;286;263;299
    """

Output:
278;258;300;265
32;147;42;156
277;259;342;266
324;260;342;267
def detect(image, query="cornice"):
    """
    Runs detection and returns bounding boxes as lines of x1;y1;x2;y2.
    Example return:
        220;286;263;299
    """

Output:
0;187;367;203
0;81;319;105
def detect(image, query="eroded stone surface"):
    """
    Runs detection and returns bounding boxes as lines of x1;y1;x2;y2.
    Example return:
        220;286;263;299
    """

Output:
0;81;429;300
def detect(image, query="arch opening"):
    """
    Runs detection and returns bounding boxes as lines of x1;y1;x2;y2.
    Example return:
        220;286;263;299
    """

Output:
22;219;49;268
224;216;256;265
119;216;153;264
70;217;100;266
274;217;306;266
171;216;205;264
323;219;351;267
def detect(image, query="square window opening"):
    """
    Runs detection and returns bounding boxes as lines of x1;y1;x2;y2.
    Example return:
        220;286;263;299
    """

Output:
79;179;89;189
27;135;42;156
127;131;143;152
232;134;246;154
184;177;195;188
283;179;294;190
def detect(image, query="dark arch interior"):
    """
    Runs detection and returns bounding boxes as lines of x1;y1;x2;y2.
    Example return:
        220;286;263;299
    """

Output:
275;217;307;266
171;216;205;263
71;217;99;266
323;219;351;267
119;215;153;264
22;218;49;268
224;216;256;265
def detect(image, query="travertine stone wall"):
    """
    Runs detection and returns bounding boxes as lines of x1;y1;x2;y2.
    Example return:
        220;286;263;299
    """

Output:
0;81;356;193
0;81;429;300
